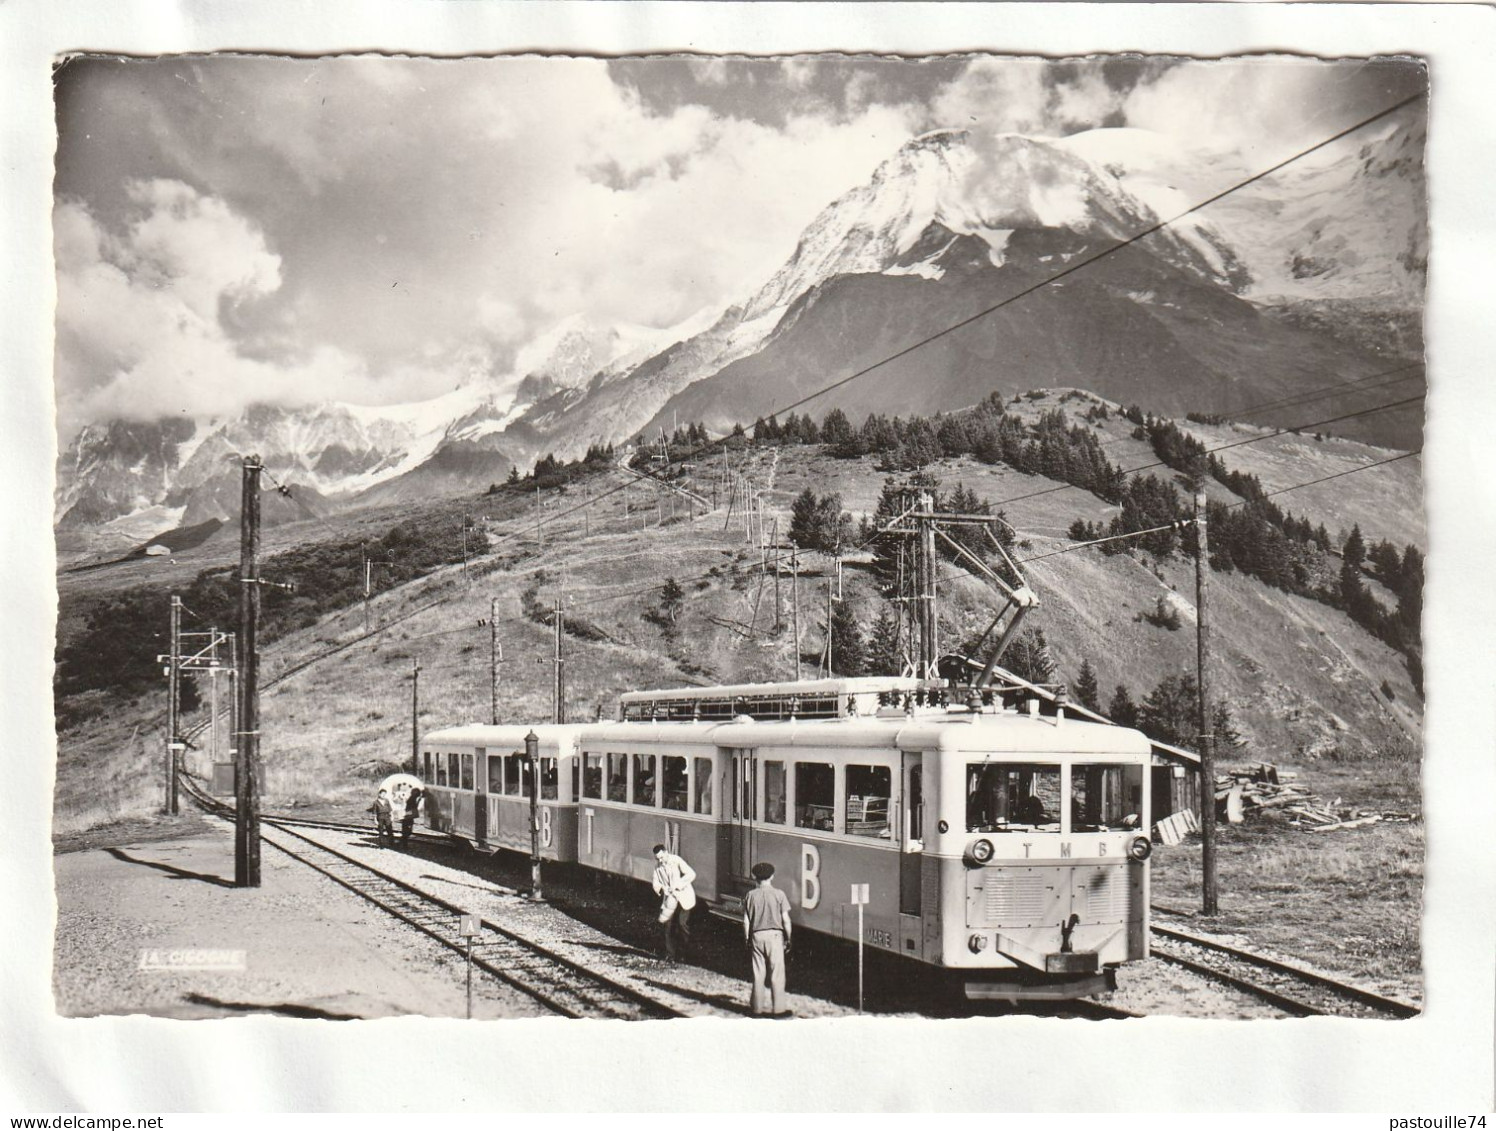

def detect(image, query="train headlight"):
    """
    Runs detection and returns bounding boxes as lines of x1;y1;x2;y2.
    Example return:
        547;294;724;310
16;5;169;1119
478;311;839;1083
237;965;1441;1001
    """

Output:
1128;835;1153;861
967;838;995;866
968;933;989;953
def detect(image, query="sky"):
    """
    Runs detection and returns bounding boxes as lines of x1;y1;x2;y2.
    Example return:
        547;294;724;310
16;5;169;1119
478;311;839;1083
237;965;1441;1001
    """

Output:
52;53;1425;440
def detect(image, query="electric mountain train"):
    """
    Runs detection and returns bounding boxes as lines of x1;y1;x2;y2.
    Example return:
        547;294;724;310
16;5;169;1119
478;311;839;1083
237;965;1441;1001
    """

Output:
420;676;1152;1001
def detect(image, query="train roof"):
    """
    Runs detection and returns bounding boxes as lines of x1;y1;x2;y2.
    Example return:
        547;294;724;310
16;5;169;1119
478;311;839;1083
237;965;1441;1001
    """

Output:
584;709;1152;758
619;676;934;703
421;723;592;750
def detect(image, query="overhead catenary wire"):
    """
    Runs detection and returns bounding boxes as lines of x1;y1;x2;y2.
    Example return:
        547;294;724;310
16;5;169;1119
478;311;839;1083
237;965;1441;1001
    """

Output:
1015;448;1421;566
240;92;1429;685
391;437;1422;655
748;93;1424;424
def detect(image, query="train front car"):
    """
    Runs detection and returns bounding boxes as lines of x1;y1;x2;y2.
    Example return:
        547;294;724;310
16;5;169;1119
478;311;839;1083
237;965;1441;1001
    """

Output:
419;724;584;862
917;708;1153;1001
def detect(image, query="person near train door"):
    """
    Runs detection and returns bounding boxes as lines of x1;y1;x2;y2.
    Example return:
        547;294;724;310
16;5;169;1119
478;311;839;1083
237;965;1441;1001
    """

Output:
369;789;395;848
742;860;793;1017
400;787;424;846
651;844;697;961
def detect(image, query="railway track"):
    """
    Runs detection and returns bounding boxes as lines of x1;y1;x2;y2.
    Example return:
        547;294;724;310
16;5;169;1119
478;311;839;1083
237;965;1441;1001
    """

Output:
1149;918;1420;1019
179;775;683;1019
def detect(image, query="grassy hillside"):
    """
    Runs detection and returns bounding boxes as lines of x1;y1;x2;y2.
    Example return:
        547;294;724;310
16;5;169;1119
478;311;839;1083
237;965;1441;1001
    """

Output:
52;396;1423;834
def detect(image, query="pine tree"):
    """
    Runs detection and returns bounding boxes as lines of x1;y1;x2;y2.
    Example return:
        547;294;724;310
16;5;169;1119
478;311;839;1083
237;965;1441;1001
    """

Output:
821;408;855;452
1140;673;1202;749
1074;659;1100;714
864;609;905;676
1003;627;1057;686
1108;685;1139;728
506;465;521;485
789;488;820;550
828;598;865;676
659;577;685;624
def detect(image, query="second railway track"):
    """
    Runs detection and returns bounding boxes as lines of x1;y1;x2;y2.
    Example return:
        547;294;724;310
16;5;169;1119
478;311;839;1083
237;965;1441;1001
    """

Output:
1149;918;1420;1019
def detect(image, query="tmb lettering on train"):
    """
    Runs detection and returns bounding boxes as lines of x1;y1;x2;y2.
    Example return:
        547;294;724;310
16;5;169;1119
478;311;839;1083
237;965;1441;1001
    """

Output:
419;676;1152;1002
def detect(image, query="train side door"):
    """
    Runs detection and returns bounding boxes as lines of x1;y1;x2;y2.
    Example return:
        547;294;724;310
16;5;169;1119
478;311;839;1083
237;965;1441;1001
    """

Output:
473;747;489;845
899;752;924;918
722;748;757;895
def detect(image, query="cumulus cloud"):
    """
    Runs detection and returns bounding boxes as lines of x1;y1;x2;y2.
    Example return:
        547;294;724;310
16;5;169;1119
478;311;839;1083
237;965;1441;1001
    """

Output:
54;54;1416;439
54;183;380;435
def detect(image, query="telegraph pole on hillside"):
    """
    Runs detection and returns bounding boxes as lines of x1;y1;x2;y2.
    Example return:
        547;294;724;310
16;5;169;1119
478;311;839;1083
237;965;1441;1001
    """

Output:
790;548;802;681
165;594;182;815
488;597;504;725
1194;488;1219;915
410;659;421;775
552;599;566;724
236;457;263;888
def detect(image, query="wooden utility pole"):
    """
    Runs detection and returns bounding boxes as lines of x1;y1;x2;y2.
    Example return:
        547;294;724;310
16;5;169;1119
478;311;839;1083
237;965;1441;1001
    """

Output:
917;491;938;678
410;659;421;775
552;600;565;724
771;520;782;633
823;575;835;677
165;594;181;815
790;549;801;681
489;597;503;726
1194;489;1219;915
235;457;263;888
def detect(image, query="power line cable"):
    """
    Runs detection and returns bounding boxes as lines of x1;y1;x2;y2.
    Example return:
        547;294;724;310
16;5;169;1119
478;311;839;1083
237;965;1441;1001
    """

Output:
752;94;1424;424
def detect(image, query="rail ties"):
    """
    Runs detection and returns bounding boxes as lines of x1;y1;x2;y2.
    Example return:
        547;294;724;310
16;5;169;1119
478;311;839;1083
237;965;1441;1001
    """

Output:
1149;921;1420;1019
258;822;683;1020
178;776;680;1020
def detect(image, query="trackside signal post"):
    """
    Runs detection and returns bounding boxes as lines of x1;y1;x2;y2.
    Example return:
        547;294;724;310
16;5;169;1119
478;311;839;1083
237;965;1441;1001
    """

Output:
459;913;481;1018
851;882;870;1012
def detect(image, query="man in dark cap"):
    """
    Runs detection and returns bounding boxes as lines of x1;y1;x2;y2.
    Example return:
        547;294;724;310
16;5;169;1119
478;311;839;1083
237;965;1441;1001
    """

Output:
742;861;793;1017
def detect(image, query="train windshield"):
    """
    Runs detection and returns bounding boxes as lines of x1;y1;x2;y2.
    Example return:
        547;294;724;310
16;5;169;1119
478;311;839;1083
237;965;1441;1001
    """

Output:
966;763;1062;832
1071;763;1144;832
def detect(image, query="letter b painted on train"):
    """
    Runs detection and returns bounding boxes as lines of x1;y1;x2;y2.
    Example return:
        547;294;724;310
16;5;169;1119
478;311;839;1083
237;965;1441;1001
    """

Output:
800;843;821;910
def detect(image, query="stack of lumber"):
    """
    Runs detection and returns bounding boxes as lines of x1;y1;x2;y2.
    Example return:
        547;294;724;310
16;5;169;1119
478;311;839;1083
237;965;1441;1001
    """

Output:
1213;763;1417;831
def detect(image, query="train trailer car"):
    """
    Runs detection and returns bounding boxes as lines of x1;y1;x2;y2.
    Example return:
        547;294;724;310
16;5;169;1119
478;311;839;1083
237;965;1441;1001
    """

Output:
420;724;585;861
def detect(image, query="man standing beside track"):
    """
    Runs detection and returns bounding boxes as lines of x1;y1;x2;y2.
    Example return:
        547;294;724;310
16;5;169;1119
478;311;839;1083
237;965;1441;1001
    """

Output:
651;844;697;961
370;789;395;848
742;860;793;1017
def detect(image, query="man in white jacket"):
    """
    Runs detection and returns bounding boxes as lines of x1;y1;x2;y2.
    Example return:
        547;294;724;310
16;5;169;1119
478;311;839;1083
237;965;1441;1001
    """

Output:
651;843;697;961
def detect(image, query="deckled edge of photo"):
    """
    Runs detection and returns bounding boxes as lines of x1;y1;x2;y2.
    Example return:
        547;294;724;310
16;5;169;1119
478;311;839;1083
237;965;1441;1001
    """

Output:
2;0;1493;1115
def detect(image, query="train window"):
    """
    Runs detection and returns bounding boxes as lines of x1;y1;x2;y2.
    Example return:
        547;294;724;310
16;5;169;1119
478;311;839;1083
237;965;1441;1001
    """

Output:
606;752;628;803
423;752;433;782
795;762;835;831
572;760;580;803
845;765;891;837
503;752;525;796
447;752;459;789
435;754;447;787
693;756;713;815
967;763;1062;832
1071;764;1144;832
764;761;787;824
541;757;559;801
460;754;475;792
632;753;657;807
487;755;503;794
583;753;603;799
662;756;687;811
